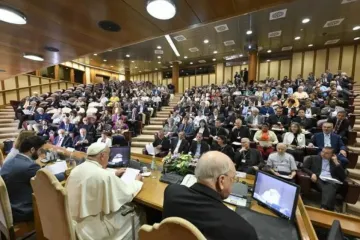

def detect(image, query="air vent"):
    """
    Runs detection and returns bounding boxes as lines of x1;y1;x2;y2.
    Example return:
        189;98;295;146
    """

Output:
224;40;235;46
98;20;121;32
282;46;293;51
154;50;163;54
268;30;282;38
214;24;229;33
174;35;187;42
0;69;5;73
44;46;59;52
341;0;357;4
161;66;168;69
269;9;287;20
198;60;206;63
324;18;344;28
189;47;199;52
325;39;340;45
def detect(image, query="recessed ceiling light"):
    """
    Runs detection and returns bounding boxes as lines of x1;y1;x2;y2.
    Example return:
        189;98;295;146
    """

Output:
212;58;216;61
204;39;209;44
267;59;270;62
353;26;360;31
190;62;193;65
302;18;310;24
103;59;107;62
246;30;253;35
93;53;97;56
354;37;360;40
213;50;218;54
199;68;202;70
170;65;173;67
135;66;138;68
165;34;180;57
23;54;44;61
243;62;246;64
146;0;176;20
184;56;188;59
240;54;243;57
131;61;134;63
158;62;161;64
267;50;272;53
308;44;313;47
139;71;142;73
0;6;27;25
157;46;162;49
294;36;301;40
126;54;130;57
157;56;161;59
110;65;113;67
155;68;158;70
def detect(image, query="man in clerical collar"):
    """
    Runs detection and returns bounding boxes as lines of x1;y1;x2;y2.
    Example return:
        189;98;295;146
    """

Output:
189;133;209;158
234;138;264;175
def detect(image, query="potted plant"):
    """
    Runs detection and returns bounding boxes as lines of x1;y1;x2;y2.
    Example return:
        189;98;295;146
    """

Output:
162;154;196;176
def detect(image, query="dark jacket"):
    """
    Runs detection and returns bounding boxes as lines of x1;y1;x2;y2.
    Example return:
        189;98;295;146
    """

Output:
189;140;210;157
216;144;235;160
268;114;290;129
234;148;264;171
153;137;171;152
292;116;313;130
230;126;251;142
73;135;93;151
210;127;228;138
163;183;258;240
53;135;73;148
0;154;64;223
171;139;189;154
59;122;76;133
34;113;51;123
302;155;346;182
327;117;350;138
312;132;346;154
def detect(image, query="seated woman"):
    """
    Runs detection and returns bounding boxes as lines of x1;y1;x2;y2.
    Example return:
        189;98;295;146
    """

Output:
282;122;306;163
97;131;112;148
100;109;113;124
37;120;56;141
163;118;178;138
214;135;235;160
194;119;210;140
283;97;299;119
253;123;278;159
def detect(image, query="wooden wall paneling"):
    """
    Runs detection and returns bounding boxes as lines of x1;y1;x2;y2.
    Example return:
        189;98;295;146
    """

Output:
341;45;355;76
178;77;184;93
31;87;41;98
216;63;224;85
42;84;50;93
51;83;59;92
224;67;232;82
291;52;302;79
303;51;315;76
60;82;67;89
27;75;31;96
0;92;3;105
203;74;209;86
5;91;17;103
168;77;172;85
267;62;270;76
15;76;19;100
232;65;241;77
39;78;42;94
257;60;260;81
259;62;268;81
328;47;341;72
280;60;290;79
315;49;327;77
241;65;249;70
196;75;202;86
300;52;305;77
19;89;29;100
30;76;40;86
209;73;216;85
4;77;16;90
184;76;190;91
1;81;5;103
145;73;149;82
352;45;358;79
190;76;196;88
18;75;29;87
339;46;343;71
354;45;360;80
269;61;280;80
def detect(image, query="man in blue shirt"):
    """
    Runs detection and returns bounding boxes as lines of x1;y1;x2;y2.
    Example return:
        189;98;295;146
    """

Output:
259;101;275;116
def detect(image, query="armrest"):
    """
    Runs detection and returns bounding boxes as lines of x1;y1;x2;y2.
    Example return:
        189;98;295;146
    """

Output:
347;131;357;146
347;151;358;169
296;171;312;194
342;178;360;204
123;131;131;142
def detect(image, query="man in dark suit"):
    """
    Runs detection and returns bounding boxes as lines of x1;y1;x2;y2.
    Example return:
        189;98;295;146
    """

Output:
292;109;314;130
53;129;73;148
304;100;320;118
302;147;346;210
234;138;264;175
177;117;194;138
310;122;348;167
198;102;210;116
230;118;250;143
210;119;228;139
73;128;93;152
268;107;290;129
152;130;171;155
0;136;65;223
58;117;76;133
243;68;249;86
189;133;210;157
171;131;189;154
163;151;258;240
79;117;96;139
327;111;349;139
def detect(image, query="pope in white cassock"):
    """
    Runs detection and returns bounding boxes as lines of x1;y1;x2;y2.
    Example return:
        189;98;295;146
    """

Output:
66;142;143;240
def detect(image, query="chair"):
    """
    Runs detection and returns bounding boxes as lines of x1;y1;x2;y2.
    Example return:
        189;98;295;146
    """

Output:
139;217;206;240
31;169;76;240
0;176;34;240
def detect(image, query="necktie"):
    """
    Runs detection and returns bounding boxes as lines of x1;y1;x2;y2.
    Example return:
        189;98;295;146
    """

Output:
57;138;62;146
334;120;342;133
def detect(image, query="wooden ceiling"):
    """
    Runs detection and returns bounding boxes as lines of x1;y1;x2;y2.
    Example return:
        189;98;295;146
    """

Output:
73;0;360;75
0;0;291;80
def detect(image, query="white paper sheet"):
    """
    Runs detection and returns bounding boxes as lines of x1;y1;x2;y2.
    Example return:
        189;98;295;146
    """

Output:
319;176;343;184
232;141;242;146
236;171;247;178
145;144;160;156
121;168;140;184
278;174;292;179
45;161;67;175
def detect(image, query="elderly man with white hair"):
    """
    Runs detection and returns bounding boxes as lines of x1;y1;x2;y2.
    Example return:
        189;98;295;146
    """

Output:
266;143;297;181
292;86;309;99
66;142;143;240
163;151;258;240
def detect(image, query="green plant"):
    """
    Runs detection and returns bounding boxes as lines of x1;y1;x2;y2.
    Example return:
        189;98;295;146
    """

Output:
162;154;195;176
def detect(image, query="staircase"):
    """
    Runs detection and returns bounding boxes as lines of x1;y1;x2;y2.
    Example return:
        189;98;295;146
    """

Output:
0;106;19;142
131;94;181;154
346;86;360;215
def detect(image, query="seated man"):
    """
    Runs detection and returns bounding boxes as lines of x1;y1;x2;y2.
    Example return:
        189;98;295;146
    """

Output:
31;108;51;132
177;116;194;138
54;129;73;148
230;118;250;143
259;100;275;116
152;130;171;155
214;135;235;160
171;131;189;155
210;119;228;140
266;143;297;181
302;147;346;211
163;151;258;240
80;117;97;140
74;128;93;152
310;122;348;167
66;142;143;240
245;108;264;129
234;138;264;175
0;136;65;223
189;133;210;158
327;110;349;142
268;107;289;130
292;109;313;131
59;116;76;133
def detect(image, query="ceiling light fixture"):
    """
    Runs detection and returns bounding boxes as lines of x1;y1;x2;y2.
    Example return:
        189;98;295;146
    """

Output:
213;50;218;54
308;44;313;47
111;65;113;67
146;0;176;20
131;61;134;63
126;54;130;57
157;46;162;49
184;56;188;59
103;59;107;62
246;30;253;35
302;18;310;24
240;54;243;57
157;56;161;59
93;53;97;56
294;36;301;40
165;34;180;57
190;62;193;65
267;50;272;53
243;62;246;64
353;26;360;31
267;59;270;62
204;39;209;44
212;58;216;61
355;37;360;40
23;53;44;61
135;66;138;68
0;6;27;25
158;62;161;64
155;68;158;70
170;65;173;67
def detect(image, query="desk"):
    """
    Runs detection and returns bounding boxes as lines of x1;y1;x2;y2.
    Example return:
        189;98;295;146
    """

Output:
35;144;317;240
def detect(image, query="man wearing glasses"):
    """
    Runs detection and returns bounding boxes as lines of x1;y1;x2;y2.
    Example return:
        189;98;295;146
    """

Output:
163;151;258;240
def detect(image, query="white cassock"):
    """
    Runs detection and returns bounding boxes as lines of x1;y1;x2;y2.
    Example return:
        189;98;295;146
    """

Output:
66;160;143;240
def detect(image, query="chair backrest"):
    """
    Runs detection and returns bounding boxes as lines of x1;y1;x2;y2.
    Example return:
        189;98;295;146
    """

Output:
31;169;76;240
139;217;206;240
0;176;14;240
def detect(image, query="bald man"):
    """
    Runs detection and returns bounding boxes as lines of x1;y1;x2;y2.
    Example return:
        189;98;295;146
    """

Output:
163;151;258;240
266;143;297;181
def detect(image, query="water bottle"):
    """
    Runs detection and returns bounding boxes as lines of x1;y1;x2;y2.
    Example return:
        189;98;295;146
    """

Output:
151;155;157;179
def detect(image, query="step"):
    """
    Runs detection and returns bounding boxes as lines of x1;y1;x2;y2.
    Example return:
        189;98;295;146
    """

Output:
0;119;14;123
0;109;14;112
0;112;14;115
151;117;168;121
348;146;360;154
156;113;170;117
0;115;15;119
151;120;165;125
5;106;12;109
143;125;163;130
356;120;360;124
132;135;154;142
0;127;19;133
0;123;18;128
0;132;19;138
142;129;158;135
131;147;144;155
353;125;360;131
131;141;148;148
346;201;360;215
348;168;360;180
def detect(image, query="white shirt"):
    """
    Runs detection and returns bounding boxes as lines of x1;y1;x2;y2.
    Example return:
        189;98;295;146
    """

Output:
305;108;312;118
152;96;162;103
97;137;112;148
174;139;182;154
66;160;143;240
193;116;207;128
324;133;331;147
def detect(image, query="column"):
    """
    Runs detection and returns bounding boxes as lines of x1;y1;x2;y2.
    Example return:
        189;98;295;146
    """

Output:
172;61;179;93
54;65;59;80
70;69;75;83
248;51;258;82
125;69;131;80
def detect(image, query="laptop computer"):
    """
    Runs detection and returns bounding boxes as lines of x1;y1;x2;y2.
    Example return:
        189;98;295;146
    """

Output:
107;146;131;168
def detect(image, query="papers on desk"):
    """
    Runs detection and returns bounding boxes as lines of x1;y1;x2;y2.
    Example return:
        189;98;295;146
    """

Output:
271;128;284;131
22;109;33;115
319;176;343;185
66;147;75;152
121;168;140;184
223;195;247;207
145;143;160;156
236;171;247;178
232;141;242;146
250;128;259;131
181;174;197;187
45;161;67;175
278;174;292;179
